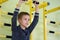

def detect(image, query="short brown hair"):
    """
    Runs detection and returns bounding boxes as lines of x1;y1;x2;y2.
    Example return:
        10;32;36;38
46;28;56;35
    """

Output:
18;12;30;19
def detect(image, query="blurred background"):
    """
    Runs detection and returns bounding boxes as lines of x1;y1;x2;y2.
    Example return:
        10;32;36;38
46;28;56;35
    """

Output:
0;0;60;40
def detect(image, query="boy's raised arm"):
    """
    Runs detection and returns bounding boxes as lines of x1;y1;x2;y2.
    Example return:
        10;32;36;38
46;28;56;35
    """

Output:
27;0;39;33
12;0;24;31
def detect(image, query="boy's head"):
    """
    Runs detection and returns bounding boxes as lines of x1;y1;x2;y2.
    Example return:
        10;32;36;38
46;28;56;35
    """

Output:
18;12;30;28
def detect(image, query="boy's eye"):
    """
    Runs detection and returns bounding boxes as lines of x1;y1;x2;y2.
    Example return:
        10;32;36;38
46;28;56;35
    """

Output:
24;18;27;20
24;18;30;21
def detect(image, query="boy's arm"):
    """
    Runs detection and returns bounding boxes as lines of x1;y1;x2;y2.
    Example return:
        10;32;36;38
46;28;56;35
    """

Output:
12;8;19;31
27;13;39;33
27;1;39;33
12;0;23;31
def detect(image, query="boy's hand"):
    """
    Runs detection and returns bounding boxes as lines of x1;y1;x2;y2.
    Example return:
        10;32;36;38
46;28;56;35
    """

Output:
18;0;25;4
16;0;27;9
33;0;39;13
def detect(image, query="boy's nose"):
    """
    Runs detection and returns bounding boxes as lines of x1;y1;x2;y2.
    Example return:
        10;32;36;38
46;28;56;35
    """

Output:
26;20;29;23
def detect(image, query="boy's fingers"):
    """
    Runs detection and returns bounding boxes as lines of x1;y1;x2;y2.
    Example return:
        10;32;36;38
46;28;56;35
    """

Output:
19;0;27;3
36;2;39;4
33;1;39;5
22;0;28;1
18;0;24;3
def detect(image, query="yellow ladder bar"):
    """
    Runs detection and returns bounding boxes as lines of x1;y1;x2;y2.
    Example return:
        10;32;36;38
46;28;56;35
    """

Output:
0;0;8;4
25;1;49;12
28;0;33;40
43;7;47;40
45;6;60;14
0;34;6;38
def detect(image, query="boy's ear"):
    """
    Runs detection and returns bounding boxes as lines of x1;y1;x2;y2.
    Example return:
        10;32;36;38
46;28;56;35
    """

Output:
18;19;20;22
18;19;21;25
18;19;22;22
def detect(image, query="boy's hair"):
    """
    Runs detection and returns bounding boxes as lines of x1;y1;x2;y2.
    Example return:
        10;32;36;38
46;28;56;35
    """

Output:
18;12;30;19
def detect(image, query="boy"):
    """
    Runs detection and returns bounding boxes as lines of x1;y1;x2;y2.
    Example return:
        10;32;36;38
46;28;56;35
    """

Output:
12;0;39;40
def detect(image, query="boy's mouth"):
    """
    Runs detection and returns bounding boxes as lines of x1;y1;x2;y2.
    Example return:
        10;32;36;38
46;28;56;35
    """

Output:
25;23;28;25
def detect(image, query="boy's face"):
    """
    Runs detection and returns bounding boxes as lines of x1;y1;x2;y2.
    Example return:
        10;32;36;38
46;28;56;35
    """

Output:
18;15;30;28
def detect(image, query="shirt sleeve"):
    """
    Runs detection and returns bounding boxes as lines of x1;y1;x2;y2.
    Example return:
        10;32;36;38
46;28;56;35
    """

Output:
27;12;39;33
12;8;19;31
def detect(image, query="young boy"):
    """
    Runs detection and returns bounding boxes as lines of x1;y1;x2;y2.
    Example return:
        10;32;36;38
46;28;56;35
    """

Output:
12;0;39;40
